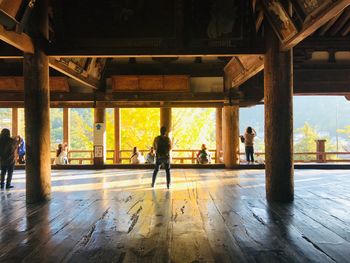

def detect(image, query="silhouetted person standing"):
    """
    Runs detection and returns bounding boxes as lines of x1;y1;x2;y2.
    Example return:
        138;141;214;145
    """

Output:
0;128;18;189
152;126;171;189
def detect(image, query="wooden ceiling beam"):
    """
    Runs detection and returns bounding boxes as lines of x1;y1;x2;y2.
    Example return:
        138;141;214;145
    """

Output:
282;0;350;50
0;92;225;103
105;61;226;77
96;92;225;102
255;10;264;32
240;67;350;97
0;24;33;53
49;58;98;89
224;55;264;89
0;76;69;92
1;64;350;108
340;19;350;35
329;7;350;36
47;45;265;57
318;13;342;36
0;0;22;18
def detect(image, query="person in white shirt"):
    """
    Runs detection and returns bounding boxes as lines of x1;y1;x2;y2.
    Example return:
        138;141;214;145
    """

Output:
55;143;68;165
130;146;145;164
145;147;156;164
243;127;256;164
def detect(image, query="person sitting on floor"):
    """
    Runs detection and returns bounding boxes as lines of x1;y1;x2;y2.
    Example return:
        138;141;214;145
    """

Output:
130;146;145;164
55;143;69;165
16;135;26;164
145;147;156;164
197;144;211;164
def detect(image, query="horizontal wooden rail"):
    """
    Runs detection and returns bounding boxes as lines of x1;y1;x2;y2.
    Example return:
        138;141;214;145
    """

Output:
47;150;350;165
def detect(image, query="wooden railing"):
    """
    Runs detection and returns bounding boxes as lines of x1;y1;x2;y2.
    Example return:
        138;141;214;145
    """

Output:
51;149;218;164
240;152;350;163
118;149;218;164
50;150;350;165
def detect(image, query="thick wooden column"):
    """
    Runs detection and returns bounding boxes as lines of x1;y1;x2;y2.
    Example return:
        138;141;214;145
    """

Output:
23;0;51;203
216;107;223;163
11;108;18;137
222;105;240;168
63;108;70;147
93;108;106;167
114;108;121;164
264;24;294;202
160;107;172;137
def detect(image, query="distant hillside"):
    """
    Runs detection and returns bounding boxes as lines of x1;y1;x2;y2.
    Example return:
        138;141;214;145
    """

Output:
240;96;350;138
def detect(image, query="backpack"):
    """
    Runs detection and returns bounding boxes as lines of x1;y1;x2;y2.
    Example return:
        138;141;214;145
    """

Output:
199;150;209;161
157;136;170;157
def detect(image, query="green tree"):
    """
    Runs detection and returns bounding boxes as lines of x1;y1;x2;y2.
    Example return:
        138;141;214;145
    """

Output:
69;109;93;162
105;109;115;163
294;123;319;161
172;108;216;150
118;108;159;162
50;108;63;150
172;108;216;163
0;108;12;133
294;123;336;161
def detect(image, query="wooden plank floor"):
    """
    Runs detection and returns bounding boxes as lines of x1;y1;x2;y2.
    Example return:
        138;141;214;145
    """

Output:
1;169;350;262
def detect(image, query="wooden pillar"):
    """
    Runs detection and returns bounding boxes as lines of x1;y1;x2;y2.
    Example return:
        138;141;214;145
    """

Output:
114;108;121;164
264;24;294;202
63;108;70;147
12;108;18;137
315;139;326;163
94;108;106;167
23;0;51;203
216;107;223;163
160;107;172;137
222;105;240;168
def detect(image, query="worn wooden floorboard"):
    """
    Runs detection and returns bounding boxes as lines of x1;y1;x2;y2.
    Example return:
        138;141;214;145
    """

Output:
206;171;329;263
0;169;350;262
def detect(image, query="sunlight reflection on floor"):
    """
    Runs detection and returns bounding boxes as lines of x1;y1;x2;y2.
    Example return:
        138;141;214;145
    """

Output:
6;168;344;195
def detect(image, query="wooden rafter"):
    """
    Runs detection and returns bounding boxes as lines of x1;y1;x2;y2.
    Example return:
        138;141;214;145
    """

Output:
224;55;264;89
0;0;23;19
255;10;264;32
49;58;98;89
340;18;350;35
282;0;350;50
0;24;33;53
329;7;350;36
318;12;342;36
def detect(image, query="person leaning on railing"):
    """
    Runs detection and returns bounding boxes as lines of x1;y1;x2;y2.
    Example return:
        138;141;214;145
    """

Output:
241;127;256;164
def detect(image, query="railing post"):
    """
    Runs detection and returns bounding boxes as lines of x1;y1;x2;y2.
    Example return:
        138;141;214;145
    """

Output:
12;108;18;137
192;151;195;164
63;108;70;149
94;108;106;167
216;107;223;164
114;108;121;164
315;139;327;163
